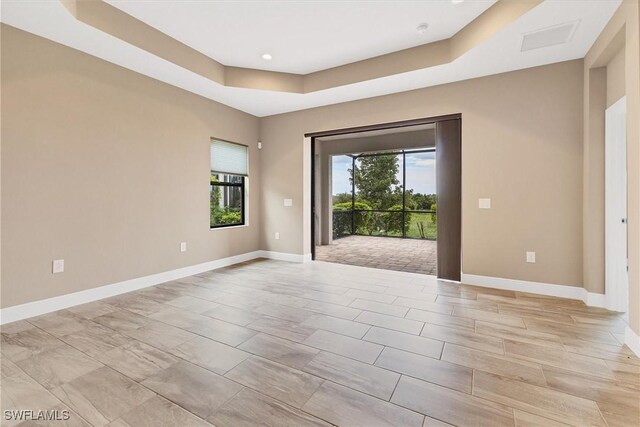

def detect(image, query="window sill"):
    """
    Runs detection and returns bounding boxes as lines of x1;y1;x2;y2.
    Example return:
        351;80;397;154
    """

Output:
210;224;249;231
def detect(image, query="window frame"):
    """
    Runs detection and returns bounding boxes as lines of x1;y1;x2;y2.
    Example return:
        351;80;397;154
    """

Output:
210;175;246;229
335;148;436;239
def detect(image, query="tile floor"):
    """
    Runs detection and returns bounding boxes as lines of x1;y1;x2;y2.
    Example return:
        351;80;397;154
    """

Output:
315;235;437;275
1;259;639;426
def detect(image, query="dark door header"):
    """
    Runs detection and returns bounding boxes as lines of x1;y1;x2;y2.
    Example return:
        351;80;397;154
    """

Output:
305;114;461;139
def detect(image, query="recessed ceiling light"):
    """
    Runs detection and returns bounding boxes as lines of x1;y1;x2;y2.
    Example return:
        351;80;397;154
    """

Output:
262;53;272;61
416;23;429;34
452;0;464;4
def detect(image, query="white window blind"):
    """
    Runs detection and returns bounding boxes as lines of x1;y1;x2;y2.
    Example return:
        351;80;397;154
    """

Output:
210;139;248;176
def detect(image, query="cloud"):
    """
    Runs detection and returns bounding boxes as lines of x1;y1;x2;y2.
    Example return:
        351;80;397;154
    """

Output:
405;152;435;167
332;155;351;163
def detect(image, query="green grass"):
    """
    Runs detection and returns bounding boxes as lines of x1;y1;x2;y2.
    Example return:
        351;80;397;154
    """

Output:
405;212;437;240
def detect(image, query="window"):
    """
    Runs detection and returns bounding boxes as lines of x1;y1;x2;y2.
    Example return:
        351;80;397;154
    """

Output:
210;139;248;228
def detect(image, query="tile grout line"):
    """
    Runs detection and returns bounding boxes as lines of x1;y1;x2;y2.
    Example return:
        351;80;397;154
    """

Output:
6;259;637;427
2;323;97;427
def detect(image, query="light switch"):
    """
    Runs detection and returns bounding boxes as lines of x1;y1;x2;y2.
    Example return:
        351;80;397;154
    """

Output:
479;198;491;209
52;259;64;274
284;198;293;207
526;251;536;263
275;232;280;240
180;242;187;252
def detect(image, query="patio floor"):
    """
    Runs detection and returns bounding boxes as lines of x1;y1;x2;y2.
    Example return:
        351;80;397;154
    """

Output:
315;235;437;275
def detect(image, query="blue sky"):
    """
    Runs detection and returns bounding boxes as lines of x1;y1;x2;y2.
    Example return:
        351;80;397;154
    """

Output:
332;152;436;195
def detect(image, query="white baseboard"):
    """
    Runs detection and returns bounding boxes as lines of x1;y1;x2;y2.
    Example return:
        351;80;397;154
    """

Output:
585;291;607;308
625;326;640;357
258;250;312;263
0;249;308;325
461;273;608;308
461;273;584;300
1;259;622;326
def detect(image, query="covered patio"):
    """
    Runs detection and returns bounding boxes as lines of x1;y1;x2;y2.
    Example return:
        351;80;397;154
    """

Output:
315;235;437;275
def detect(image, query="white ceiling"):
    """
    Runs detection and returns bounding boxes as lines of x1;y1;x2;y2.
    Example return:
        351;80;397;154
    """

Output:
104;0;496;74
0;0;621;117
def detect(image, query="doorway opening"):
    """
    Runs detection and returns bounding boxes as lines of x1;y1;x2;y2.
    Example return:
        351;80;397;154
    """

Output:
316;148;437;275
308;115;461;281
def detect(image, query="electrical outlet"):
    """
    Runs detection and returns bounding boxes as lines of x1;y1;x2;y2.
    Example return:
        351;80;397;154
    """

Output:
180;242;187;252
275;232;280;240
526;251;536;263
52;259;64;274
284;199;293;207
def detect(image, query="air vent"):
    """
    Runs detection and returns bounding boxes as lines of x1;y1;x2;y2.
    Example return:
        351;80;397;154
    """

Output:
521;20;580;52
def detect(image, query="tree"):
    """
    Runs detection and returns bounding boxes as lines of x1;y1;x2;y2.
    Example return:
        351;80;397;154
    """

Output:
333;201;374;236
332;192;352;205
409;192;437;211
380;205;411;235
350;155;401;210
430;203;437;224
404;189;417;210
424;193;437;210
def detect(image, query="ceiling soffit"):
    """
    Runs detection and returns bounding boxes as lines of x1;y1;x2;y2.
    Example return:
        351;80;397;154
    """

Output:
60;0;542;94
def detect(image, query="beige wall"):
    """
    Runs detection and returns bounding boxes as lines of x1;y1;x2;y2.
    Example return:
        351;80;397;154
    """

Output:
582;67;607;295
607;47;626;108
0;26;261;308
584;0;640;336
260;60;585;288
